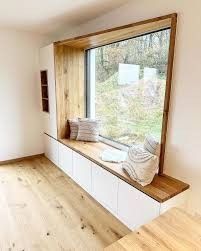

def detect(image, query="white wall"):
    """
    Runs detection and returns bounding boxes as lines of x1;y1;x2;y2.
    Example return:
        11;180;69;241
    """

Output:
0;29;49;161
54;0;201;215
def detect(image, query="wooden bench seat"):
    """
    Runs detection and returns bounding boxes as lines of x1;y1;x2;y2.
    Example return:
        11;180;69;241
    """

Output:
59;139;189;203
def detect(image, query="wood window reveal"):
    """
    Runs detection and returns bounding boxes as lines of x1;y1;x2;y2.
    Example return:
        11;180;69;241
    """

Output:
40;70;49;113
54;13;177;175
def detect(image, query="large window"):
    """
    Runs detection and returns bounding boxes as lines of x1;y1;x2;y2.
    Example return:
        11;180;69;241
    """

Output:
87;28;171;147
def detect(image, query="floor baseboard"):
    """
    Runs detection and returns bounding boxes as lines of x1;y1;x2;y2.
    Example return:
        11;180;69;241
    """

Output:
0;153;45;165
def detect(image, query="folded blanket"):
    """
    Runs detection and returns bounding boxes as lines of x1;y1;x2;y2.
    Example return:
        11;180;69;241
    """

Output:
100;149;127;163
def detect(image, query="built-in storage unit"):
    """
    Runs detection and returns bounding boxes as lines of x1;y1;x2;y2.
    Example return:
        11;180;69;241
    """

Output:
40;70;49;113
44;134;189;230
39;44;57;139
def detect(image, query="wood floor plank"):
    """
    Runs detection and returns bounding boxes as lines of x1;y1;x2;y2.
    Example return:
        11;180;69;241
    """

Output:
105;208;201;251
0;156;130;251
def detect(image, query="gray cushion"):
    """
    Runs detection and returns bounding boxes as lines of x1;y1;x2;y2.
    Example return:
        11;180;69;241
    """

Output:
68;119;79;140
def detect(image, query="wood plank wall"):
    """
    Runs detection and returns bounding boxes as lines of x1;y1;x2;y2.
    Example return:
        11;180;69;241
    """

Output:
54;45;85;139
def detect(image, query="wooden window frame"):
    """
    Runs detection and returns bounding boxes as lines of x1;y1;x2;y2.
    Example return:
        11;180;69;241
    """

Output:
54;13;177;175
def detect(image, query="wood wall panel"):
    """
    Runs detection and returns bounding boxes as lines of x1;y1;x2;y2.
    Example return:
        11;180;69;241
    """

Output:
54;45;85;139
55;15;174;49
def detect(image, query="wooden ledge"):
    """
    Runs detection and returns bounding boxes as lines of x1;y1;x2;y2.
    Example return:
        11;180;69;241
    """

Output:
59;139;189;203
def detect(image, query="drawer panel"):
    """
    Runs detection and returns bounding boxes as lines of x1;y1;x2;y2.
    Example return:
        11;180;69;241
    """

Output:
44;134;58;166
73;152;92;193
118;179;160;230
92;163;119;214
58;143;73;178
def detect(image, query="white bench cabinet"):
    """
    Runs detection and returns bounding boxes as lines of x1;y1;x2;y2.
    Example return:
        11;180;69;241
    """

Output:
58;143;73;178
44;134;59;166
43;135;189;231
117;179;160;230
73;152;92;194
91;163;119;214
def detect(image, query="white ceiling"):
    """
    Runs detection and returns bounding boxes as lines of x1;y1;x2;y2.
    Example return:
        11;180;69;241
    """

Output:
0;0;129;35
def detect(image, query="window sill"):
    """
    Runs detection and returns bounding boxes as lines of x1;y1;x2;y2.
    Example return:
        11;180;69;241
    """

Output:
59;138;189;203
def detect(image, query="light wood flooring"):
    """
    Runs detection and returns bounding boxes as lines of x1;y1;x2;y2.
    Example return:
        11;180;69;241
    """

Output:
105;207;201;251
0;156;130;251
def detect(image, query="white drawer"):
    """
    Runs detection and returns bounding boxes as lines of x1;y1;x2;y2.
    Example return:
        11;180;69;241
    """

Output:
92;163;119;214
44;134;59;166
118;179;160;230
58;143;73;178
73;152;92;193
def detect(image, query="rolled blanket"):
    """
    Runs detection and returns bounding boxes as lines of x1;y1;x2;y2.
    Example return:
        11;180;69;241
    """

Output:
144;135;160;156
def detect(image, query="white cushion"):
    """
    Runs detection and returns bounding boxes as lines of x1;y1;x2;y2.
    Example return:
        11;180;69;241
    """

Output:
122;146;159;186
76;118;100;142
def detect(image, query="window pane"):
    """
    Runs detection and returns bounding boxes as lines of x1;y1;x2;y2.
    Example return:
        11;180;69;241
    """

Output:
88;29;171;146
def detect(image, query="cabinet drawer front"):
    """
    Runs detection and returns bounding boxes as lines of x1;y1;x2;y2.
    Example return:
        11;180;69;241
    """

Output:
73;152;92;193
58;143;73;177
92;163;118;214
44;134;58;166
118;180;160;230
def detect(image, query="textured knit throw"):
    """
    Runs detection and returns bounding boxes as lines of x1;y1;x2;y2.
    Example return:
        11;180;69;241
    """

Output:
122;145;159;186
